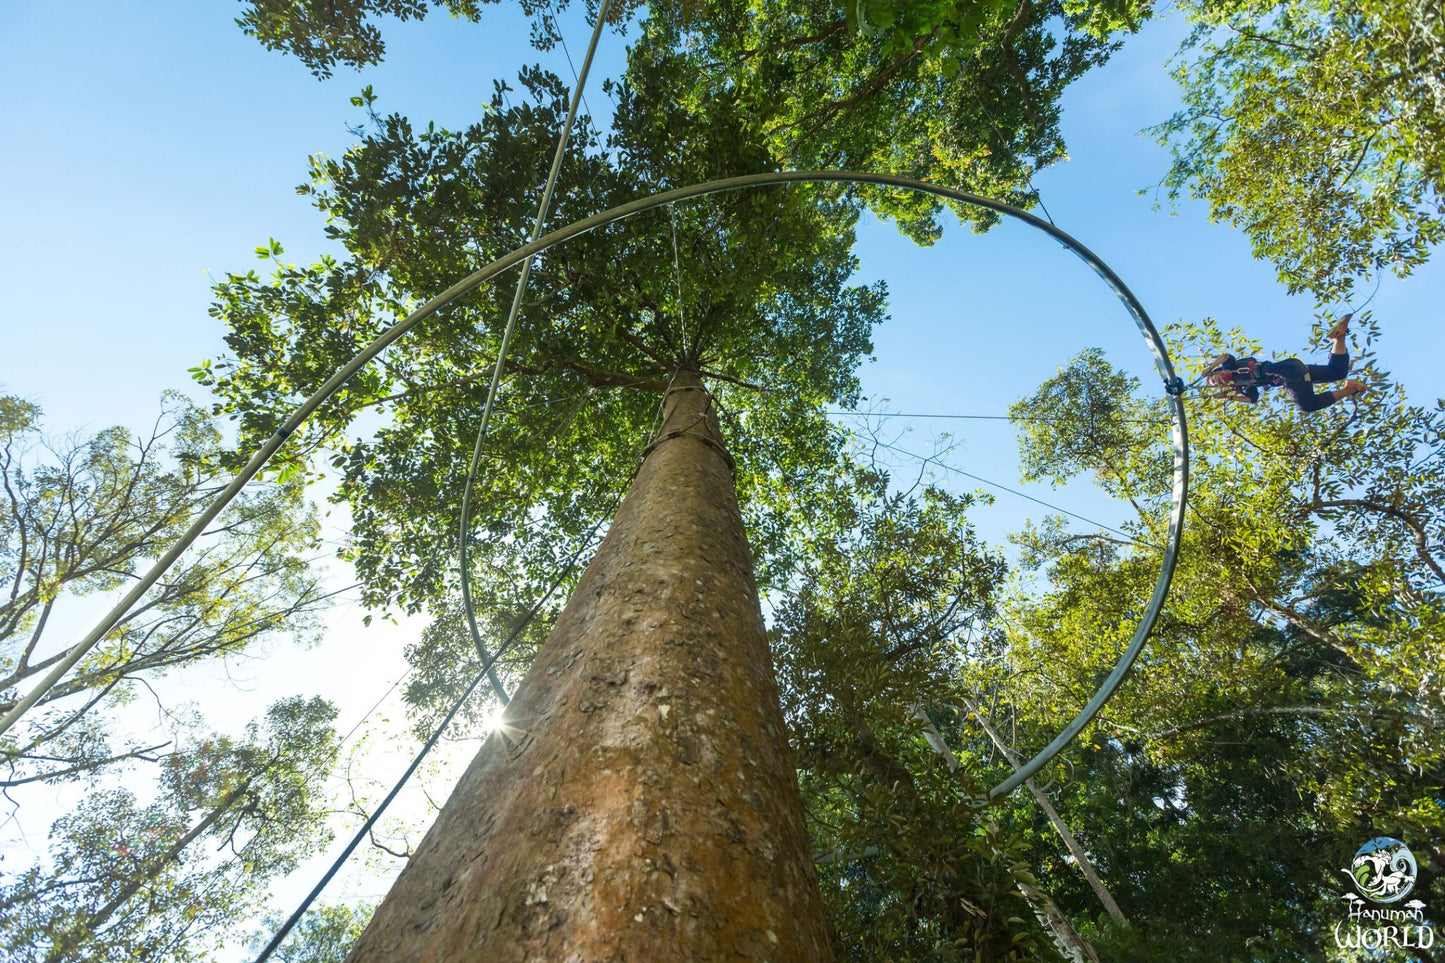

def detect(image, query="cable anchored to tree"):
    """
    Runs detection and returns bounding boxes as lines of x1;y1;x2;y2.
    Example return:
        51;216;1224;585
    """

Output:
862;433;1155;549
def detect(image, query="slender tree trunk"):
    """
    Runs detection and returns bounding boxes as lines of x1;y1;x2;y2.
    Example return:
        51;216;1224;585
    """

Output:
912;709;1100;963
349;369;831;961
962;698;1129;926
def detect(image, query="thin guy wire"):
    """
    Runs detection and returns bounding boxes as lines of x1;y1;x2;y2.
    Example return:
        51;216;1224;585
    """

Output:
825;409;1169;425
540;0;614;205
546;0;603;136
458;0;613;705
866;434;1155;548
668;202;690;360
337;667;412;749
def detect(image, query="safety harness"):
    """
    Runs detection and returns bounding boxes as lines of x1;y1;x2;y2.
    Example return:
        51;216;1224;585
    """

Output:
1205;356;1305;390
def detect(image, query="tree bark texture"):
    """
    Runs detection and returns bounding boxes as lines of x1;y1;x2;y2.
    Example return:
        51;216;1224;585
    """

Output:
349;369;831;961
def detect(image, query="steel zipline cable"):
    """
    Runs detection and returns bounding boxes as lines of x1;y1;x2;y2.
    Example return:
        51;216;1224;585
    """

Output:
0;170;1190;800
824;407;1167;545
862;433;1154;548
457;0;614;707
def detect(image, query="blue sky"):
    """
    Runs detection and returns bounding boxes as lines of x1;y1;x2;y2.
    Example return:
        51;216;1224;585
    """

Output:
2;0;1441;950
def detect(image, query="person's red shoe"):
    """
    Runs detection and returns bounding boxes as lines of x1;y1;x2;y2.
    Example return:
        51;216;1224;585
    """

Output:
1341;379;1366;397
1326;314;1352;340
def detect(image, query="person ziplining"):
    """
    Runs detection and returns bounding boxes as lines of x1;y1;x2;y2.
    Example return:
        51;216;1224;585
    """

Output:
1203;314;1367;413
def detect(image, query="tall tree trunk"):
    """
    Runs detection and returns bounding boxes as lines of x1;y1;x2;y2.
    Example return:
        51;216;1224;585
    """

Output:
349;369;831;961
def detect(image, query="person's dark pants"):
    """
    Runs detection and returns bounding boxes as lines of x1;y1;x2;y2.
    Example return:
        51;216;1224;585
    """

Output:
1274;352;1349;413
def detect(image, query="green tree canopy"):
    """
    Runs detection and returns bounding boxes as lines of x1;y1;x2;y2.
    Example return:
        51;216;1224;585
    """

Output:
989;333;1444;955
202;53;883;631
238;0;1152;238
237;0;491;78
1154;0;1445;300
0;697;339;962
769;464;1050;958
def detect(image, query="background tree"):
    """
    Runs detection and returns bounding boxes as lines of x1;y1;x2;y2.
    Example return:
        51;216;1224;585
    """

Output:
0;394;330;789
989;333;1444;957
0;697;339;962
251;902;376;963
1154;0;1445;300
769;462;1069;959
236;0;1152;238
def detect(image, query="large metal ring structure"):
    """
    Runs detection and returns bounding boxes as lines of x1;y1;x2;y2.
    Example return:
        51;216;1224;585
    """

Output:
0;171;1189;802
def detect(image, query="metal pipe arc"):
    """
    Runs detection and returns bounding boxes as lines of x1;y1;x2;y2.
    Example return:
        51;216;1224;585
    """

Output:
0;171;1189;803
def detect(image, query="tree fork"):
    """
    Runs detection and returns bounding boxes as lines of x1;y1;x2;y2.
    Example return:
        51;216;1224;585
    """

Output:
348;368;831;961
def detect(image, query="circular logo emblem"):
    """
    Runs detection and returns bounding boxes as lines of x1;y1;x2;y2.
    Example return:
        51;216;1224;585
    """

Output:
1349;838;1418;903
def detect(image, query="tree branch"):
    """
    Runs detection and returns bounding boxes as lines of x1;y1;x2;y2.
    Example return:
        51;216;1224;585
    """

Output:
1309;497;1445;585
718;19;848;66
0;742;171;788
506;357;669;393
1247;589;1355;658
959;699;1128;926
614;325;677;370
778;32;933;143
697;366;765;392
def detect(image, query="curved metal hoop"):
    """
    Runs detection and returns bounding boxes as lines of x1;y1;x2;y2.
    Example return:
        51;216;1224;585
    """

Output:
0;171;1189;802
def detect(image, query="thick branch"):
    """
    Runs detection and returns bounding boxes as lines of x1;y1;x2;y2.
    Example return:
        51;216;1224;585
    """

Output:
614;325;677;371
780;33;932;143
505;357;669;393
1248;590;1355;658
721;19;848;65
696;367;765;392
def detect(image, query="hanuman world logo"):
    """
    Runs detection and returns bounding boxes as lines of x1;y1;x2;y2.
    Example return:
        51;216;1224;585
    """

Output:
1335;837;1434;952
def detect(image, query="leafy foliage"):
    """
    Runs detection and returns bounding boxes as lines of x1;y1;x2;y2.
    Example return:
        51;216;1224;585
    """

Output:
0;697;339;962
768;464;1065;958
0;394;329;789
1153;0;1445;299
236;0;485;78
252;902;375;963
989;332;1444;955
202;51;882;633
237;0;1151;239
